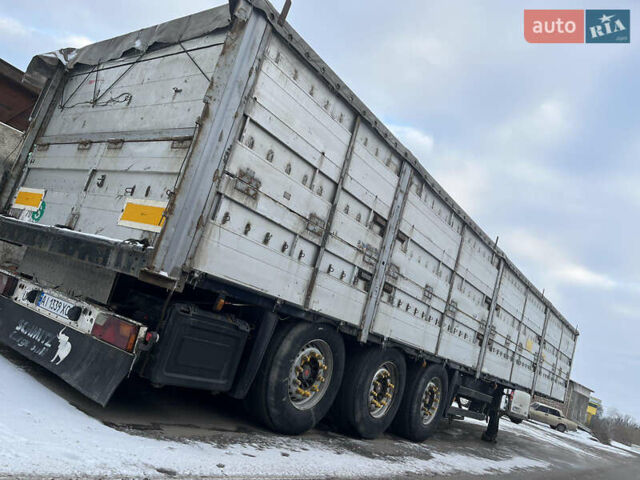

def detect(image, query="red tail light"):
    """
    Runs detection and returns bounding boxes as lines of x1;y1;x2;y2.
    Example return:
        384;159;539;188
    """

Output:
91;314;139;352
0;272;18;297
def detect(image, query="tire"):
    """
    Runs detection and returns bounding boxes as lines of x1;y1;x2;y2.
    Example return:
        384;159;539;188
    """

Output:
556;423;567;433
332;347;406;439
244;321;345;435
509;416;524;424
392;363;448;442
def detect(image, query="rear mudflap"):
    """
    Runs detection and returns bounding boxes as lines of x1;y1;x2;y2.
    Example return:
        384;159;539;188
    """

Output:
0;296;134;406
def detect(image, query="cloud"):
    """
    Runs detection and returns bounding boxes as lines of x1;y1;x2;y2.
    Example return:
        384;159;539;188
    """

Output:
0;15;93;69
610;304;640;320
501;229;617;293
55;35;93;49
388;124;435;156
554;264;616;289
0;16;28;36
494;98;571;151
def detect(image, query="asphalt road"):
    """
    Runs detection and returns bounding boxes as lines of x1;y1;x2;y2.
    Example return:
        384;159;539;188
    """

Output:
1;344;638;479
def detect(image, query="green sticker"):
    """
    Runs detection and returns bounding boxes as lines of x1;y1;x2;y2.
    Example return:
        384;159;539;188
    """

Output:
31;200;46;222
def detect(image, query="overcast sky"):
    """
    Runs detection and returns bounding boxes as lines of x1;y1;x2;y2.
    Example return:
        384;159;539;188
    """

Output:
1;0;639;420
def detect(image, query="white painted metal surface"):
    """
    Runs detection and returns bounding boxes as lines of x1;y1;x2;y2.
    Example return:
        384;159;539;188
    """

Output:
190;29;577;400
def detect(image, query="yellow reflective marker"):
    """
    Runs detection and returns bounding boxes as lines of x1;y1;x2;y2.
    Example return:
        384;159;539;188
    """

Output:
13;188;45;211
525;338;534;353
118;199;168;233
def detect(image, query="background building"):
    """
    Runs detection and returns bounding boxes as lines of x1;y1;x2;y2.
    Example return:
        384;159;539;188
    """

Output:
0;58;39;132
587;396;603;425
565;381;593;425
1;59;39;182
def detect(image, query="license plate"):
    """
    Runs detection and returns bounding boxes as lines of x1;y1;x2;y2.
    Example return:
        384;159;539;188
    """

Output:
37;293;74;318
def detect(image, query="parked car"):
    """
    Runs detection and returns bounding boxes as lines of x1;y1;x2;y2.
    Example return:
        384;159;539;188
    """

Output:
529;402;577;432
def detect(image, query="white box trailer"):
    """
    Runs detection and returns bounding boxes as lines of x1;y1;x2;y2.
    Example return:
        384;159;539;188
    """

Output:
0;0;578;441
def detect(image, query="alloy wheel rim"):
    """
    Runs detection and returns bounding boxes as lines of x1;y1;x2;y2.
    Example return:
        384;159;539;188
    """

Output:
288;340;333;410
420;377;442;425
368;361;398;418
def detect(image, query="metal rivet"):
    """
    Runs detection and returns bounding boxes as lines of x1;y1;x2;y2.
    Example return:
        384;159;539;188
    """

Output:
285;163;291;175
244;222;251;235
266;149;274;162
298;250;305;260
246;136;255;149
302;174;308;186
222;212;230;224
281;241;288;252
263;232;272;245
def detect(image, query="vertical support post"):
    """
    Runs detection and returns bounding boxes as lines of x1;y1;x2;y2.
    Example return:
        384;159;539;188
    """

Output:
531;306;551;395
508;287;529;383
1;67;65;210
304;116;361;309
151;1;270;281
481;384;504;443
475;258;505;378
435;224;467;356
277;0;292;25
358;161;411;343
551;327;565;400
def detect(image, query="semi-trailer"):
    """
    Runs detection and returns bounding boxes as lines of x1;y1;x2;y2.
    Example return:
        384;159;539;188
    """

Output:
0;0;578;442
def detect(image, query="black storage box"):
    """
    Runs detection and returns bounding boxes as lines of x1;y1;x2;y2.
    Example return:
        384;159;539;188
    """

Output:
144;304;250;391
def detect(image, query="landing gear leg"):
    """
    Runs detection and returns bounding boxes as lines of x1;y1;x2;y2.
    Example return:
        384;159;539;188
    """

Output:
481;384;503;443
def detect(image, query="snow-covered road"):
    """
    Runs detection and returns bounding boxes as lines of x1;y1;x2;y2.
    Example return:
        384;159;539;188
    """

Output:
0;347;636;479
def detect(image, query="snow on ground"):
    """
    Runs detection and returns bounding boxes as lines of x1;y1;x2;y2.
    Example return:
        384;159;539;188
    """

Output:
464;417;635;459
611;441;640;455
0;354;548;479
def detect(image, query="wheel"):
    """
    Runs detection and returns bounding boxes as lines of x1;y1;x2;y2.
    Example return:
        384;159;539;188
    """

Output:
509;416;523;424
556;423;567;433
392;363;448;442
244;321;345;435
332;347;406;439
